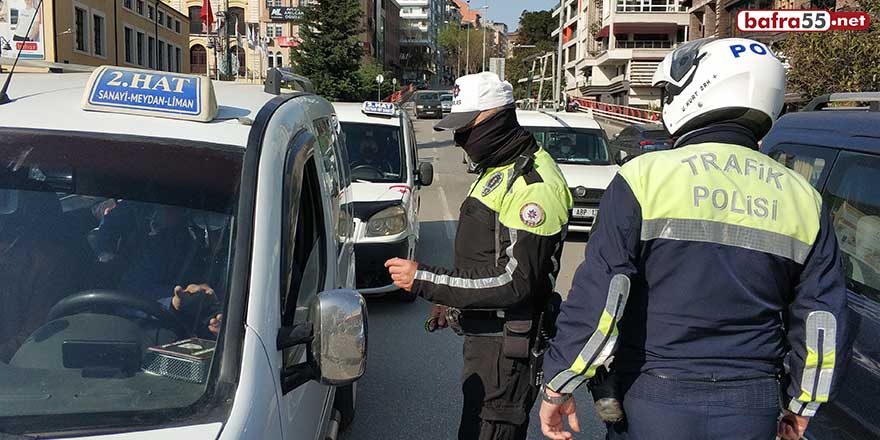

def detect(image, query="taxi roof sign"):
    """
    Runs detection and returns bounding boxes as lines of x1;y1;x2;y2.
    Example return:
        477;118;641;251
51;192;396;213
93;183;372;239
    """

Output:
81;66;218;122
362;101;396;117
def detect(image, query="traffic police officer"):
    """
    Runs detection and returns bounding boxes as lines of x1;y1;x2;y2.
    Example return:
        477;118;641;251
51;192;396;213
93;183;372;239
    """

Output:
385;72;573;439
538;38;851;440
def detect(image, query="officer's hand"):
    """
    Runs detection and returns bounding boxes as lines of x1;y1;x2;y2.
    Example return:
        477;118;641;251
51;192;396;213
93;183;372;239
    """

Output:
540;394;579;440
172;283;215;311
208;314;223;335
778;410;809;440
431;305;448;329
385;258;418;292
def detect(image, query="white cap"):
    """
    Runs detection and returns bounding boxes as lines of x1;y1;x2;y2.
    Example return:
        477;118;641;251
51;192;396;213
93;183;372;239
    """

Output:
434;72;514;131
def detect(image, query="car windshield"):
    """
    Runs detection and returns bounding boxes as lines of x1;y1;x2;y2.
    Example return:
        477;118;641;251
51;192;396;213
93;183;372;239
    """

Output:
419;92;439;101
340;122;405;182
440;94;453;102
526;127;612;165
0;130;240;433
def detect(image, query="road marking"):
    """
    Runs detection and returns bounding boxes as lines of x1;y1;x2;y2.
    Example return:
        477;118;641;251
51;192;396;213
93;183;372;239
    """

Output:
437;185;456;240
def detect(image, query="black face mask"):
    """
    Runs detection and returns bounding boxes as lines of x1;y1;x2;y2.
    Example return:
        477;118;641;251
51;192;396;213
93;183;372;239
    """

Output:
454;108;522;167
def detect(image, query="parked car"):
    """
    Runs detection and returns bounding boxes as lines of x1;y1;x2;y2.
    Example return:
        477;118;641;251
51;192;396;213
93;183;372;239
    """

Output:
467;110;614;234
609;123;673;157
440;93;453;114
0;65;366;439
413;91;443;119
334;101;433;302
761;92;880;440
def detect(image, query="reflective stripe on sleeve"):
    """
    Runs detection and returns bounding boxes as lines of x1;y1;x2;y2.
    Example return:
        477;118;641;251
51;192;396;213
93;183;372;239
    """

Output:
548;274;630;394
789;311;837;416
414;229;519;290
641;218;813;264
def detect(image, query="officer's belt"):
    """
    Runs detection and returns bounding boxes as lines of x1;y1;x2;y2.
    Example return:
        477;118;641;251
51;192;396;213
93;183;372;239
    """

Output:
459;311;505;336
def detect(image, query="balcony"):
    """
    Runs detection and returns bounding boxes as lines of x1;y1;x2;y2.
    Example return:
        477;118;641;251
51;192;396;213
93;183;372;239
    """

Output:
616;40;672;49
616;4;687;12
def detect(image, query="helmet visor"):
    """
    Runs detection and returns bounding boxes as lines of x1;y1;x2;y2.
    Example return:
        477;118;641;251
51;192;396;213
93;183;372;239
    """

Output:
669;38;716;83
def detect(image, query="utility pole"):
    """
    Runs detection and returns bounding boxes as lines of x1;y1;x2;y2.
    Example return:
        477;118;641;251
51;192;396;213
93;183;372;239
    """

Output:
554;0;564;110
225;0;232;81
465;1;471;74
481;2;488;72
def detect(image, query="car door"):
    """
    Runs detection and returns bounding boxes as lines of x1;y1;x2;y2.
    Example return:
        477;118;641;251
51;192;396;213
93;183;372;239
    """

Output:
807;151;880;440
277;129;336;439
406;117;420;243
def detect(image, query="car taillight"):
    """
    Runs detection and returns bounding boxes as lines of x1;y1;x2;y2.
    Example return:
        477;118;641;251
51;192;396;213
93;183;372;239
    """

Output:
639;140;654;146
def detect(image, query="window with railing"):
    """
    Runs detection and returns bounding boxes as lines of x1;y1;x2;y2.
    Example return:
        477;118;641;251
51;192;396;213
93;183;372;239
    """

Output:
617;0;685;12
615;40;672;48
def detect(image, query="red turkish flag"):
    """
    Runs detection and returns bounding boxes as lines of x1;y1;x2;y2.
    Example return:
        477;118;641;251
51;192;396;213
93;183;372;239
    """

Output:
201;0;214;32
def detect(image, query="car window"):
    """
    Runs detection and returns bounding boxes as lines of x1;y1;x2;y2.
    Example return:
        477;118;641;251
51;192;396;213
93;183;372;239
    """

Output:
823;151;880;299
440;94;453;102
340;122;404;182
618;127;635;138
643;130;669;140
281;136;327;331
768;143;837;189
0;131;240;422
525;127;612;165
418;92;439;101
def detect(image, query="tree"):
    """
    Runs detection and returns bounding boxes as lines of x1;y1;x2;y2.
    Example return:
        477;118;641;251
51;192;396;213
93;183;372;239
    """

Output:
356;63;397;101
517;10;555;45
291;0;364;101
781;0;880;101
438;24;499;77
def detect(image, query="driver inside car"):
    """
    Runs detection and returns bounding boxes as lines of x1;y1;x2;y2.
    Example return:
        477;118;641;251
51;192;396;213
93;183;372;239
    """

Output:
551;135;577;159
354;137;392;174
93;202;224;337
0;188;82;363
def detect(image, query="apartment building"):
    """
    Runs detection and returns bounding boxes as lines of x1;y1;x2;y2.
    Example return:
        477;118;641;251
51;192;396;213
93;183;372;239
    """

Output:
553;0;689;107
1;0;188;71
361;0;402;77
399;0;442;83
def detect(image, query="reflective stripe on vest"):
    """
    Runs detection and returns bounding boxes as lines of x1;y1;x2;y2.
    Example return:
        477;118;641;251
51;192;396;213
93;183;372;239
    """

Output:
618;143;823;263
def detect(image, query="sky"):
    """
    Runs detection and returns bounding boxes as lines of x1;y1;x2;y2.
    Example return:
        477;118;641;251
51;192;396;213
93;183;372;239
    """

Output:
480;0;558;31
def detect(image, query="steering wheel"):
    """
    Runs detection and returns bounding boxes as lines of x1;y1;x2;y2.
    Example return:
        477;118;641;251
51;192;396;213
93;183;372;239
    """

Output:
350;164;385;180
47;290;189;337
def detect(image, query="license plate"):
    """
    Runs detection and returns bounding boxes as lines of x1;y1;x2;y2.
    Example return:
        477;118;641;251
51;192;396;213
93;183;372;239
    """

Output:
573;208;598;218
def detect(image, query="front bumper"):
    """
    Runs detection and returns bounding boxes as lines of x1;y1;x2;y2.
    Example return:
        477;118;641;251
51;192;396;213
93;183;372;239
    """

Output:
355;238;411;296
568;187;604;235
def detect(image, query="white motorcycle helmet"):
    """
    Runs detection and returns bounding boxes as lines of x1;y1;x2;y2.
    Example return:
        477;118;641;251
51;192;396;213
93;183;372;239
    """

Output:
652;37;786;139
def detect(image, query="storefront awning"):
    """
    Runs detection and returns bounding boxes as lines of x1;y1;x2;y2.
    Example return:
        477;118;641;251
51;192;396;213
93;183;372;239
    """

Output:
596;23;678;38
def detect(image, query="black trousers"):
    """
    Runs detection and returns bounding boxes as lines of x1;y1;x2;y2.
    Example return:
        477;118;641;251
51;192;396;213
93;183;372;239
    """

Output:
459;336;538;440
606;373;781;440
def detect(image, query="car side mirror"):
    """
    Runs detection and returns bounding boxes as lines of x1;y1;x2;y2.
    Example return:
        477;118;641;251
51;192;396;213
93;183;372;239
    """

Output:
615;150;630;166
417;161;434;186
277;289;367;394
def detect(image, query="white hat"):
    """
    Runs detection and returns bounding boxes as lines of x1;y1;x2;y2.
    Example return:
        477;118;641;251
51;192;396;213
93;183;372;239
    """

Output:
434;72;514;131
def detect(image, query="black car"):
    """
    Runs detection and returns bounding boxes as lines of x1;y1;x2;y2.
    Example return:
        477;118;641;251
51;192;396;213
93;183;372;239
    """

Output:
761;92;880;440
609;124;672;157
414;91;442;119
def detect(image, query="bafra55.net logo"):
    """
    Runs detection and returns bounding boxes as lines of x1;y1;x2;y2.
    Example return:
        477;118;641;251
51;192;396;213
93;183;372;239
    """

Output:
737;9;871;32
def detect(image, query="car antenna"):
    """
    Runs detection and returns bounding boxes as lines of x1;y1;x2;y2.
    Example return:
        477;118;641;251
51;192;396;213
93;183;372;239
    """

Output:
0;0;44;105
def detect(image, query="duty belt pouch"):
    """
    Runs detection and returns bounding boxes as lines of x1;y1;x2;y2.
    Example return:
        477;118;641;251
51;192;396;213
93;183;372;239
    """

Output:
502;319;533;359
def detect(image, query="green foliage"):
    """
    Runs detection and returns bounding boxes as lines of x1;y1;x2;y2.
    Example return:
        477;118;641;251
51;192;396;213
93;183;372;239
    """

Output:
356;63;398;101
782;0;880;101
290;0;364;101
517;10;555;45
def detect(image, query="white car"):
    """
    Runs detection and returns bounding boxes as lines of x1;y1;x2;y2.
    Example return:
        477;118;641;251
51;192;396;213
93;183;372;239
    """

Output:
334;102;433;301
0;65;366;439
516;110;620;233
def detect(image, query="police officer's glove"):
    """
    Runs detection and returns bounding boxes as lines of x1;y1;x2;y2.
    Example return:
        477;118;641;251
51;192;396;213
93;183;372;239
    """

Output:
587;365;625;424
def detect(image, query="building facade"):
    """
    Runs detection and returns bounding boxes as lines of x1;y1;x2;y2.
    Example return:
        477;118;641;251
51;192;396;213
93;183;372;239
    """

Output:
359;0;402;76
6;0;189;71
553;0;689;107
398;0;441;84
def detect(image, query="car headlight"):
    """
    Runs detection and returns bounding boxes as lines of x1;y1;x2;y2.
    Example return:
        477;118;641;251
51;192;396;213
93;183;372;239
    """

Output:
417;105;424;108
366;206;407;237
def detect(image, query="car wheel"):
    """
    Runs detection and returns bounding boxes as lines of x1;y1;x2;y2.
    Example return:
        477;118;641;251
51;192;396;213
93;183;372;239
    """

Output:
335;382;357;431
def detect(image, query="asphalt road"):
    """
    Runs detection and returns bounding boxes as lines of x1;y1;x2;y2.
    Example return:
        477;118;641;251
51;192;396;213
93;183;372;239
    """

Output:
340;118;607;440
